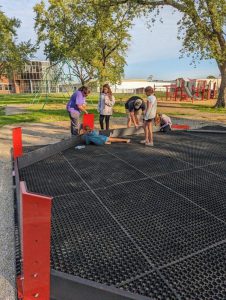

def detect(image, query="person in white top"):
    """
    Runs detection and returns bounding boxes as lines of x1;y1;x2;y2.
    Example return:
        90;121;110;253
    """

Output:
97;84;115;130
158;113;172;132
140;86;157;146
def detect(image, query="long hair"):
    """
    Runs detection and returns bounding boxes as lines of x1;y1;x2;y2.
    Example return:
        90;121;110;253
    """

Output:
78;86;90;94
102;83;112;100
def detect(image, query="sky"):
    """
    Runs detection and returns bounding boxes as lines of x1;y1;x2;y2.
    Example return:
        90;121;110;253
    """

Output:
1;0;219;81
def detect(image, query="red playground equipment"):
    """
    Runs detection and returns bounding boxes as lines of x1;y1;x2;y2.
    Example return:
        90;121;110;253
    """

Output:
165;78;217;102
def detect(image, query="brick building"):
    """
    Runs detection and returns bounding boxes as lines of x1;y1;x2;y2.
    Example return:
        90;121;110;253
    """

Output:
0;61;59;94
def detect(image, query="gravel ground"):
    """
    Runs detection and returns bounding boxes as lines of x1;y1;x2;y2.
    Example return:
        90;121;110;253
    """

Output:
0;161;15;300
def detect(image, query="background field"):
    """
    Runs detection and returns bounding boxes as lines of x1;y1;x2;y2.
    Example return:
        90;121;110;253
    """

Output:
0;92;226;127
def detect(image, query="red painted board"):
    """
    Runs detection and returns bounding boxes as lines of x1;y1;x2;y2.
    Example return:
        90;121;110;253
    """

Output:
18;182;52;300
171;124;190;130
12;127;23;159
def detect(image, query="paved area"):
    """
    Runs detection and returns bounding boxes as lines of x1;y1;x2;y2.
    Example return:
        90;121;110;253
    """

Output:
4;107;28;116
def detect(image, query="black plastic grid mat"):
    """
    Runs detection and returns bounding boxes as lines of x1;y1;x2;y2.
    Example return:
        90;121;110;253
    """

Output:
18;130;226;299
195;125;226;131
156;168;226;222
96;179;226;266
152;136;226;166
51;191;152;286
64;153;147;189
20;153;88;196
160;242;226;300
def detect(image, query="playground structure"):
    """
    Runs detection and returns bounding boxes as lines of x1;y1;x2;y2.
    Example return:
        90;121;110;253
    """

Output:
165;78;219;102
31;62;80;109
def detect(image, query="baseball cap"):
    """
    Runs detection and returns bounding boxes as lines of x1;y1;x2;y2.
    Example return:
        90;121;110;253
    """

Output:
134;99;142;109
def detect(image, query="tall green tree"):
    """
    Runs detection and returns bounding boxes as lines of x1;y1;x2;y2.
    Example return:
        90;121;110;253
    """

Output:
34;0;134;87
111;0;226;107
0;8;35;77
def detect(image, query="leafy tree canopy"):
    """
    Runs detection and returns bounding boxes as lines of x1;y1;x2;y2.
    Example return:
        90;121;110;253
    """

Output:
34;0;136;85
0;8;36;76
109;0;226;107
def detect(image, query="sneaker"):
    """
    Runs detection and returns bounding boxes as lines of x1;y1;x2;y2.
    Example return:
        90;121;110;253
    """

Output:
145;142;154;147
140;140;146;144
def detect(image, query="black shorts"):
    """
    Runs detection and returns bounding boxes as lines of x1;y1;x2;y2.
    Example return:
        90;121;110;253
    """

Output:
143;118;154;123
160;124;171;132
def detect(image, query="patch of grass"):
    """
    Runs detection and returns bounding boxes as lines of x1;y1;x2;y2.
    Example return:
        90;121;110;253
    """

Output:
0;91;166;106
0;101;126;127
180;103;226;114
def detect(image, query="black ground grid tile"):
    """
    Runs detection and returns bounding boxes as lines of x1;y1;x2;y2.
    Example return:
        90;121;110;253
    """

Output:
51;191;152;286
202;161;226;179
160;242;226;300
62;144;108;160
154;139;226;166
114;147;191;177
102;141;142;154
67;154;147;189
197;125;226;131
96;179;226;266
20;154;88;196
156;168;226;222
18;132;226;299
120;270;177;300
185;131;226;146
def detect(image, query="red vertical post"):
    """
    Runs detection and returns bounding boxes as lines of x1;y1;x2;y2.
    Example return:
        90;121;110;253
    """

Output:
17;182;52;300
12;127;23;159
83;113;95;129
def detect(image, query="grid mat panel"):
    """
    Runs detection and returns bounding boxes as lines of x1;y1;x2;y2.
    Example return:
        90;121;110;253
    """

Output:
66;153;147;189
51;191;151;286
113;147;191;177
156;168;226;222
96;179;226;266
153;133;226;166
18;131;226;299
160;242;226;300
121;242;226;300
20;153;88;196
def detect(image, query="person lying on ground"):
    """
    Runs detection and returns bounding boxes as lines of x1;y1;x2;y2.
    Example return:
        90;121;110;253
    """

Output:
125;96;145;128
156;113;172;132
81;126;131;145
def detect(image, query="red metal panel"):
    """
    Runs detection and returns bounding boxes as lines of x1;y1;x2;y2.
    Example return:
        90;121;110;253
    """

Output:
18;182;52;300
83;114;94;129
12;127;23;159
171;124;190;130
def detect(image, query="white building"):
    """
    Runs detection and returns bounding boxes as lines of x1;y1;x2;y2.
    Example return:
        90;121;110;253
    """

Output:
111;79;174;93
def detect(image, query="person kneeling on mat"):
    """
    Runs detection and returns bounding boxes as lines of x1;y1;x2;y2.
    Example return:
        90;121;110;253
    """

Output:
81;126;131;145
156;113;172;132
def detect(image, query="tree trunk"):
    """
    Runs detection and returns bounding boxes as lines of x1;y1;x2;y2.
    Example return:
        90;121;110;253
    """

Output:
214;63;226;108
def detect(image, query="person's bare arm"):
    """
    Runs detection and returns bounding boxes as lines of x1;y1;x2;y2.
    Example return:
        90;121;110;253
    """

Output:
78;105;88;114
130;111;139;128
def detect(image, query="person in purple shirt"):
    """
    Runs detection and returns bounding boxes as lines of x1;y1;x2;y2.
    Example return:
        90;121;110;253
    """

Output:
66;86;90;135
